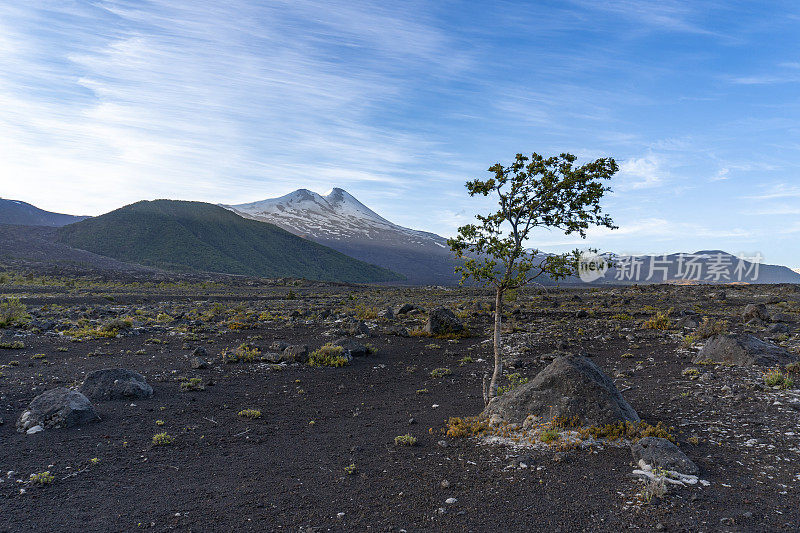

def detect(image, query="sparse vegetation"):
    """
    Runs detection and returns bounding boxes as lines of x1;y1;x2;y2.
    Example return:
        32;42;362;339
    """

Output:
152;432;174;446
394;434;417;446
497;372;529;395
643;308;672;330
0;297;29;328
763;368;794;389
28;471;55;485
238;409;262;419
308;344;350;367
430;367;452;378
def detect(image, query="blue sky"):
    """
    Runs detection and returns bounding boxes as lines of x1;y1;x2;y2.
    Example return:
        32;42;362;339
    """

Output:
1;1;799;269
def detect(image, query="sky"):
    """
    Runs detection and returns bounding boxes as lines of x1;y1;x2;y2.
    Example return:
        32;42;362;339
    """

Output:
1;1;799;269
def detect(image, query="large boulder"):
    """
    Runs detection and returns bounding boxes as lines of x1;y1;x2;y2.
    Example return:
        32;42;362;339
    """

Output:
332;337;369;357
424;308;464;336
692;334;796;366
17;388;99;432
482;355;639;426
283;345;309;363
79;369;153;401
742;303;769;322
631;437;699;475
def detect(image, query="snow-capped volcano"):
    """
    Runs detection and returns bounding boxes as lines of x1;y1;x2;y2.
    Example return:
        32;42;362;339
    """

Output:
223;188;460;285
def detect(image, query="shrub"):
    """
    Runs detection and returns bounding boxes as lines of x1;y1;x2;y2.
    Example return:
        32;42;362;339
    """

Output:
430;367;452;378
29;471;55;485
763;368;794;390
458;356;475;366
682;368;700;380
152;432;174;446
785;362;800;375
445;416;491;438
179;377;205;391
695;317;727;339
222;343;261;363
0;297;29;328
540;428;560;443
0;340;25;349
643;309;672;330
497;373;529;395
308;344;350;367
238;409;262;419
394;434;417;446
344;464;357;475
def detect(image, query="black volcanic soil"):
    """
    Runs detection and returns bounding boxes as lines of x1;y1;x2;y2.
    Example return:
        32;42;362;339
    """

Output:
1;274;799;532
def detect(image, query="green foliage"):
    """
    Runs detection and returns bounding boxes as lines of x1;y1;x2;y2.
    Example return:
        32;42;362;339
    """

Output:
763;368;794;389
643;309;672;330
0;340;25;349
308;344;350;367
28;471;55;485
497;373;529;395
447;152;618;290
0;297;29;328
394;434;417;446
237;409;262;419
430;367;452;378
695;317;728;339
179;377;205;391
152;432;174;445
56;200;403;283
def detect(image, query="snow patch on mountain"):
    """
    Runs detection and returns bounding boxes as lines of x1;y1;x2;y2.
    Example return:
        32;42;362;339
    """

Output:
223;188;446;248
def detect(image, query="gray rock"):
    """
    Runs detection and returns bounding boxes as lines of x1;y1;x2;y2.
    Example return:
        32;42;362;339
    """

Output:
770;312;795;324
377;307;394;320
742;303;768;322
575;309;589;318
767;323;790;334
283;345;309;363
269;341;289;352
332;338;369;357
631;437;699;475
692;334;796;366
191;346;208;358
397;304;417;315
482;355;639;426
424;308;464;336
190;356;209;369
17;388;99;432
79;369;153;401
386;325;410;337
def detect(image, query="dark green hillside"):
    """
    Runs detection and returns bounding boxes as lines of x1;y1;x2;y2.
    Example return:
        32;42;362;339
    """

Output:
56;200;403;283
0;198;87;227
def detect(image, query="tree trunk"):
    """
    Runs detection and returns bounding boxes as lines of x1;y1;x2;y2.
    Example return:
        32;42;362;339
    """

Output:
487;287;503;404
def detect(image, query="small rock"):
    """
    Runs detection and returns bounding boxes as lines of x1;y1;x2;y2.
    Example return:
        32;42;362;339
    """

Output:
631;437;699;475
440;480;450;488
445;497;457;504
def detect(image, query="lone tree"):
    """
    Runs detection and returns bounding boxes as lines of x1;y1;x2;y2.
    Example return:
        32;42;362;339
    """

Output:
447;152;618;404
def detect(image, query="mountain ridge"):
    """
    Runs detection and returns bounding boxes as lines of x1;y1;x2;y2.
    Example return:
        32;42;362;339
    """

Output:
0;198;88;227
56;199;403;283
223;188;461;285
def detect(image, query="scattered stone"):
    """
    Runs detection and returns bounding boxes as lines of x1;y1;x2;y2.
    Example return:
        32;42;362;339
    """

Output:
631;437;699;475
692;334;796;366
445;497;457;504
575;309;589;318
424;308;464;336
79;369;153;401
17;388;99;432
377;307;394;319
482;355;639;425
